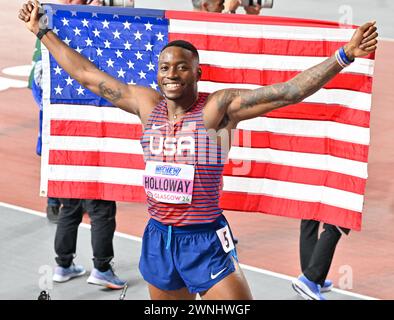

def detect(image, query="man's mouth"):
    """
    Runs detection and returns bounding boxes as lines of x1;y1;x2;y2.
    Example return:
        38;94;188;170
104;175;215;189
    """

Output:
164;83;182;90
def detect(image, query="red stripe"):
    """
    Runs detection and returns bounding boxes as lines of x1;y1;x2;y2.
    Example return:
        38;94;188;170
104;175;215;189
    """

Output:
233;131;369;162
49;150;145;169
223;162;366;195
170;33;374;61
219;192;361;231
199;65;372;93
265;103;370;128
48;181;147;202
166;11;359;29
51;120;142;139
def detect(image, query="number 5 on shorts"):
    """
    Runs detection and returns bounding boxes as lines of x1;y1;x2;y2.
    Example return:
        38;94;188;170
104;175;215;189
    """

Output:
216;225;235;253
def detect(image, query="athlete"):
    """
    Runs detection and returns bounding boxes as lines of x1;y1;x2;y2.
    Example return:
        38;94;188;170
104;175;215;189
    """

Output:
19;0;377;299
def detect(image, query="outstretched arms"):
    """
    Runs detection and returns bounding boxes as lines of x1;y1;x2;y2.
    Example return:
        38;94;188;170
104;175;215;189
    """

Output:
207;21;377;126
18;0;162;117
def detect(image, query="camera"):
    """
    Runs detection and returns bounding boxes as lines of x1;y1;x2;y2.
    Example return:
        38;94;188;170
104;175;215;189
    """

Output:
241;0;273;8
102;0;134;7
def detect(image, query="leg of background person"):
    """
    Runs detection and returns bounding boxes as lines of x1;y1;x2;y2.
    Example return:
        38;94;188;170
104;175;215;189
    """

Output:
303;223;345;286
85;199;116;271
148;285;197;300
54;198;84;267
200;257;253;300
300;219;320;273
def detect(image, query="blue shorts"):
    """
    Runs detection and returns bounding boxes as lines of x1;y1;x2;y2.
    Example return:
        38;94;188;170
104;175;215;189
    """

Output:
139;215;238;294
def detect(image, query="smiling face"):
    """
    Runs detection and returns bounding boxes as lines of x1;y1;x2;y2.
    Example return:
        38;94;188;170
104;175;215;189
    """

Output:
157;46;201;104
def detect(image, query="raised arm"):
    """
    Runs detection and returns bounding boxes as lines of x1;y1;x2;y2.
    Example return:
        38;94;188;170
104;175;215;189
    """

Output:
18;0;162;117
216;21;377;124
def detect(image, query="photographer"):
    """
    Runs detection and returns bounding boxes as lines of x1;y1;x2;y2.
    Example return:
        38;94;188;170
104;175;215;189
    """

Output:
224;0;272;14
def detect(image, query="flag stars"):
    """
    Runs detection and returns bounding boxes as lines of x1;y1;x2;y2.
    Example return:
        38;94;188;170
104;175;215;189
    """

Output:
106;58;115;68
96;48;103;56
144;22;153;31
145;42;154;51
75;46;83;54
70;11;77;17
115;50;123;58
76;86;85;95
104;40;111;48
123;41;132;50
113;14;119;19
127;60;134;69
102;20;110;28
53;65;62;75
54;85;63;95
92;12;98;18
123;21;131;30
112;30;121;39
146;62;155;71
81;18;89;27
128;79;136;85
85;38;93;46
61;17;69;26
134;30;142;40
135;51;143;60
156;32;164;41
150;82;158;90
117;68;126;78
65;76;74;86
92;28;101;37
63;37;71;46
73;27;81;36
138;70;147;79
52;27;59;35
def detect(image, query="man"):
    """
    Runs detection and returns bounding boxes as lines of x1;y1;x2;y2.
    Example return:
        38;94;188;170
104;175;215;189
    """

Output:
191;0;225;12
19;0;377;299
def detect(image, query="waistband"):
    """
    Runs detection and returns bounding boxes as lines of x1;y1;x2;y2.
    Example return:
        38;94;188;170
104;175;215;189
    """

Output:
149;215;227;234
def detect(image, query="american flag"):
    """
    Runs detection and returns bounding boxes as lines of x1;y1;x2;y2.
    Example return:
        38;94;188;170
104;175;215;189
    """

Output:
40;5;375;230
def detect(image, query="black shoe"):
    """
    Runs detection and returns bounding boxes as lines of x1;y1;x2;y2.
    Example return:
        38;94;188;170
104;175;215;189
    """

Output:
46;205;59;224
233;237;239;245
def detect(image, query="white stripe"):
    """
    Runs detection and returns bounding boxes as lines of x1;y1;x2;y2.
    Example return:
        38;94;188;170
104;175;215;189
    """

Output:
199;81;372;112
199;50;374;76
50;136;144;154
222;176;364;212
50;104;141;124
237;117;370;145
46;164;363;211
228;147;367;179
170;20;356;41
0;201;376;300
47;165;143;185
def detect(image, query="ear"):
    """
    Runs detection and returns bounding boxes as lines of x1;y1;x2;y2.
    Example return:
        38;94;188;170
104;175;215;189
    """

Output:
197;68;202;81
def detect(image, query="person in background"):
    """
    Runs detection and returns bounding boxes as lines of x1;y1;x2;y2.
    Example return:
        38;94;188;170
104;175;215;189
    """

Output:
191;0;225;12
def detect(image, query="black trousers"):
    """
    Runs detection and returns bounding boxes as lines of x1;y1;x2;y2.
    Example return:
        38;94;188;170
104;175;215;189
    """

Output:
54;198;116;272
300;219;350;286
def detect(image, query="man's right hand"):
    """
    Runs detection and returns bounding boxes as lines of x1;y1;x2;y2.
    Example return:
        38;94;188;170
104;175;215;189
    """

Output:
18;0;40;35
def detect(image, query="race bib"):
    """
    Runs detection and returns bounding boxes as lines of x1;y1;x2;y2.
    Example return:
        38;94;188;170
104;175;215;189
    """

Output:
216;225;235;253
143;161;195;204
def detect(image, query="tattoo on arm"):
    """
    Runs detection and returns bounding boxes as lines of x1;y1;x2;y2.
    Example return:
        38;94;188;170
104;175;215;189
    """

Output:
98;81;122;102
238;55;343;111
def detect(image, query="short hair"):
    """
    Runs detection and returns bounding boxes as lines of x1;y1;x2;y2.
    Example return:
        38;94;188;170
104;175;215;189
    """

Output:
160;40;200;60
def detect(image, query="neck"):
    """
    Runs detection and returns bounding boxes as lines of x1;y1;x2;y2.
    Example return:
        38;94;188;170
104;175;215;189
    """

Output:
166;93;198;119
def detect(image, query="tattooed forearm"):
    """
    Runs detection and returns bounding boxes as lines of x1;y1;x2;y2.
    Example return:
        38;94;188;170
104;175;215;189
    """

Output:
287;55;343;102
98;81;122;102
239;55;343;111
240;82;296;110
216;89;240;111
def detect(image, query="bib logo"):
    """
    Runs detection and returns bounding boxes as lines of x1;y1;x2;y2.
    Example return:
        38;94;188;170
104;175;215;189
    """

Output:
150;136;195;156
